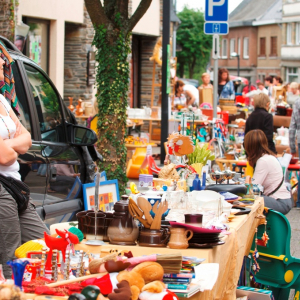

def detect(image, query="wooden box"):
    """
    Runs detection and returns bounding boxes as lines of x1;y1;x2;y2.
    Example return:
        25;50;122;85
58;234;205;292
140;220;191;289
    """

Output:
199;88;213;105
220;105;237;114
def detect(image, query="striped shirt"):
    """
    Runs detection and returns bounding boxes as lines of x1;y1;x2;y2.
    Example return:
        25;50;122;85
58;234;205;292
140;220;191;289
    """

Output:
289;97;300;153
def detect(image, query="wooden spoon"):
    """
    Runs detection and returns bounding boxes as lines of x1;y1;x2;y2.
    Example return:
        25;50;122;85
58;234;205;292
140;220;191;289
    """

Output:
150;201;168;230
129;199;151;228
137;197;153;225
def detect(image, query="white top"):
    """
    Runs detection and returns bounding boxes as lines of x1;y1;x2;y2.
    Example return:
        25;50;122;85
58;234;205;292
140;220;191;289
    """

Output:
253;154;290;199
245;88;268;98
0;95;20;180
183;84;199;106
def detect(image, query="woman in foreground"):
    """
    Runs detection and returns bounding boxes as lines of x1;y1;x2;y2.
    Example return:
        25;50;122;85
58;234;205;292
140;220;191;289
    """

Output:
244;129;292;215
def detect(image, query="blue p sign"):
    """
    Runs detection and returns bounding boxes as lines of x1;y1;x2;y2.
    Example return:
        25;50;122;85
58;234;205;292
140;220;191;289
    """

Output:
205;0;228;22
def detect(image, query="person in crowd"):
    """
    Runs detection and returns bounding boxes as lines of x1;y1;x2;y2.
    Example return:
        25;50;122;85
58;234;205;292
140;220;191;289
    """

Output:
273;76;283;86
218;68;235;100
242;82;256;106
174;80;195;109
244;82;267;100
265;76;273;97
245;93;276;153
244;130;292;214
198;73;213;89
183;84;199;107
0;57;49;278
289;97;300;208
287;82;299;107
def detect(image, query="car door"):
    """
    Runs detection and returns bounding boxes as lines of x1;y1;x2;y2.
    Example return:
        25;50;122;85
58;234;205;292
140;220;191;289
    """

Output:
20;61;83;225
11;60;49;212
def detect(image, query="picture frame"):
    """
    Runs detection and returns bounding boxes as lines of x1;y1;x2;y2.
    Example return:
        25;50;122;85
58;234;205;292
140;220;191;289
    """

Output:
83;179;119;211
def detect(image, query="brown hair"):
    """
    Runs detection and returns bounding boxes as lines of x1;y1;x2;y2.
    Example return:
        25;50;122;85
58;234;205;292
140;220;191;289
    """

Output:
175;80;185;95
244;130;275;167
265;76;273;83
253;93;270;109
274;76;283;84
218;68;229;84
257;82;264;87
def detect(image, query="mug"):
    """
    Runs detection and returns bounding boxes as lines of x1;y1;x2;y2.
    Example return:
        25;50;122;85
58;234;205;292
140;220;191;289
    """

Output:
168;227;193;249
86;212;105;240
184;214;203;227
76;210;94;238
138;228;170;247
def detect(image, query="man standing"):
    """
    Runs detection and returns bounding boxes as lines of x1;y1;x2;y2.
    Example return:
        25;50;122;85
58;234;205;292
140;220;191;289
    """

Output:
289;98;300;208
265;76;273;97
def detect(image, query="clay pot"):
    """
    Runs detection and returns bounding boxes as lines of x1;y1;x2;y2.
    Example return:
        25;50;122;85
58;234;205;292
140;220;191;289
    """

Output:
76;99;84;116
68;97;74;112
168;227;193;249
138;228;170;247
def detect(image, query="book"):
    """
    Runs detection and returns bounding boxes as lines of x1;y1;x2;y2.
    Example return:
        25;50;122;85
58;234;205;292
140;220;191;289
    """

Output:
169;283;201;298
163;273;195;279
163;278;191;283
165;284;189;290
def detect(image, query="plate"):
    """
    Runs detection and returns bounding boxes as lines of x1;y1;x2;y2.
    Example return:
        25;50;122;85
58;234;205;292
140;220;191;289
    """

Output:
169;222;222;234
189;240;225;248
231;206;251;215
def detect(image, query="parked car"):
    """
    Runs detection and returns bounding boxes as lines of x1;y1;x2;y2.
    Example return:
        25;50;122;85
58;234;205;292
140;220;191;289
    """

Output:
0;36;100;226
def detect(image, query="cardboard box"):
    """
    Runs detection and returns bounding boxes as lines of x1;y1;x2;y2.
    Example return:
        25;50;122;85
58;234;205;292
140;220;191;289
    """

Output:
199;88;213;105
220;105;237;114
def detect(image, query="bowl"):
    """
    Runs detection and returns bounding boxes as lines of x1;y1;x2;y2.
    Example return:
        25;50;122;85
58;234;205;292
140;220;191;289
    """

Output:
210;172;226;183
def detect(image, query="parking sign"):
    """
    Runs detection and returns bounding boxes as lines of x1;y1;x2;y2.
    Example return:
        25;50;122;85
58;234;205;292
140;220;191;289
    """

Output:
205;0;229;22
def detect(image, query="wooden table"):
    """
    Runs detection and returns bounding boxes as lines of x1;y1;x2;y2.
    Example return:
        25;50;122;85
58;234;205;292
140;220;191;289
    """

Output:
75;198;264;300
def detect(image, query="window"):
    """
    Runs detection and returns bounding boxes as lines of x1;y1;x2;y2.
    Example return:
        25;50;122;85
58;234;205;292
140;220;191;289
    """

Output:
237;38;241;55
24;63;64;142
258;74;265;83
243;37;249;59
296;23;300;45
259;37;266;56
270;36;277;56
286;67;298;82
287;23;292;45
230;38;235;56
221;39;227;58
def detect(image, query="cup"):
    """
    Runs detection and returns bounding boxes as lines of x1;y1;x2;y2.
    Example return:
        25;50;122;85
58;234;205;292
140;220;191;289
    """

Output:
184;214;203;227
138;228;170;247
168;227;193;249
86;212;106;240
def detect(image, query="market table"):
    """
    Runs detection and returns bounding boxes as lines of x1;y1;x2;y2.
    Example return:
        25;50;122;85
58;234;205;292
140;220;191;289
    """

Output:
75;197;264;300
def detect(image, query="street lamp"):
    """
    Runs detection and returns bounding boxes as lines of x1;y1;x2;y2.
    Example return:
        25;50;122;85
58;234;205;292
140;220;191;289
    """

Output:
231;52;240;77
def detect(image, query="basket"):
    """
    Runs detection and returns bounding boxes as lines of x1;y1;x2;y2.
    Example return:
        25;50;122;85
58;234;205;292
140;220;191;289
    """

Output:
219;99;235;106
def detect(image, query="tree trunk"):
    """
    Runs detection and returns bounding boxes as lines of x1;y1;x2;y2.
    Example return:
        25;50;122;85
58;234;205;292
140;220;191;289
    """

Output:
189;56;197;79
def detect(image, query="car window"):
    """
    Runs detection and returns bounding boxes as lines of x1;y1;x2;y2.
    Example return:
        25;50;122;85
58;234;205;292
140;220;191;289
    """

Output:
11;63;32;133
23;63;65;142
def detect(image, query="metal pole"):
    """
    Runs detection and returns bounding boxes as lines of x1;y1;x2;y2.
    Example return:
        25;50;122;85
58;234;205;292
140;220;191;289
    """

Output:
237;55;240;77
173;29;176;57
160;0;171;164
213;35;219;118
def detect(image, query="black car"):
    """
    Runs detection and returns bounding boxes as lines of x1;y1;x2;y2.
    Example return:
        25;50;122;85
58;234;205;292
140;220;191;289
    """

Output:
0;36;100;226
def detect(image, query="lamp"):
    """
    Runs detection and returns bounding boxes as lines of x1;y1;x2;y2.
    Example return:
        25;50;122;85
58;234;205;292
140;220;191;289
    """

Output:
231;52;240;77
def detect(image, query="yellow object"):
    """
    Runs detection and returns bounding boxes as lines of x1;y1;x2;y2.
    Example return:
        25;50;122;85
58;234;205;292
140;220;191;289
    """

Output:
191;163;203;175
15;240;44;258
284;270;294;283
90;115;97;133
153;178;186;191
126;147;147;179
130;182;139;194
245;161;254;177
250;250;285;261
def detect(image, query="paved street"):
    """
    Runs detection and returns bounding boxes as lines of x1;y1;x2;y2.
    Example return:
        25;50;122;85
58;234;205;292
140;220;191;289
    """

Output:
286;208;299;299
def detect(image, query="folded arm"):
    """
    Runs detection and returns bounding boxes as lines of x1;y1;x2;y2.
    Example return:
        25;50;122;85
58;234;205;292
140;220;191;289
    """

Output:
0;135;18;166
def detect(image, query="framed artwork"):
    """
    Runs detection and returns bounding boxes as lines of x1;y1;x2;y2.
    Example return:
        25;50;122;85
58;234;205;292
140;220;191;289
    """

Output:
66;176;82;200
94;171;107;182
83;179;119;211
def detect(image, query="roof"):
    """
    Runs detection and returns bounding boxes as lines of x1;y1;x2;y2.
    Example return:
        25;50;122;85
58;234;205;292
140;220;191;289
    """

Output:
229;0;282;28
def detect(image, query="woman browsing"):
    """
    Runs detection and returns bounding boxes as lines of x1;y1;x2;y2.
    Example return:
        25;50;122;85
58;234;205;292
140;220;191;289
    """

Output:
218;68;235;100
244;130;292;215
0;56;49;278
173;80;195;109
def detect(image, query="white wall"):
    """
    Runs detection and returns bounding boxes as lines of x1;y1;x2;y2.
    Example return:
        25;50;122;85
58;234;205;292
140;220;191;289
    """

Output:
18;0;84;96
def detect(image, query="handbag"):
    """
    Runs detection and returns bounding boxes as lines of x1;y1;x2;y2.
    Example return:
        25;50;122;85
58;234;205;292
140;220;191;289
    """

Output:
0;174;30;213
265;176;284;197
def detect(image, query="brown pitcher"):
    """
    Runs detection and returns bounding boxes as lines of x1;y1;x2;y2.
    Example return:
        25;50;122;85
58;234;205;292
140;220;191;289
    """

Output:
168;228;193;249
138;228;170;247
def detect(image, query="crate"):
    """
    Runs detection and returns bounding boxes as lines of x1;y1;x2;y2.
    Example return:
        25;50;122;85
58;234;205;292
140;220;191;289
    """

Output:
219;99;235;106
220;105;237;114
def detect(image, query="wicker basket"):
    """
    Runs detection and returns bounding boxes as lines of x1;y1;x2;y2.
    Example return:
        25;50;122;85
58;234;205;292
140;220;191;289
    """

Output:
219;99;235;106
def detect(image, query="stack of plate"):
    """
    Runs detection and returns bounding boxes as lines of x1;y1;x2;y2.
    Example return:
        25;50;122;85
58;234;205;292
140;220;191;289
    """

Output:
188;232;224;248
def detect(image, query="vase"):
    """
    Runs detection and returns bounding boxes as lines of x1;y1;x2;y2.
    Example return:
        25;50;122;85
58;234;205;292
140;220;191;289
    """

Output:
68;97;74;112
192;174;201;191
7;259;29;289
76;99;84;116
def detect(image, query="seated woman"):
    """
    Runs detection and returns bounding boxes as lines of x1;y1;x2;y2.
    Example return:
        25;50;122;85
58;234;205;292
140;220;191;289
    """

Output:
173;80;195;109
244;129;292;215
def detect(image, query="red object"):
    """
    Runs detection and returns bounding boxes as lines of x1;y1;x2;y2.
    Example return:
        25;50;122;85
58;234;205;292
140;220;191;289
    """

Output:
236;161;247;167
82;273;114;295
287;108;293;117
147;155;161;175
230;75;249;85
288;164;300;171
44;229;79;271
217;111;229;125
242;85;256;106
22;259;41;282
201;108;213;120
235;95;245;104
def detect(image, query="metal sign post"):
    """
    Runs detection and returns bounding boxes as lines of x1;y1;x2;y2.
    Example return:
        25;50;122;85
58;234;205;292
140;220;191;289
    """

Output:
213;34;219;118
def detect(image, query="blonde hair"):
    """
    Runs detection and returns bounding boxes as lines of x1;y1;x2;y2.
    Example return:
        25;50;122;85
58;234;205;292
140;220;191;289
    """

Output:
201;73;210;79
253;93;270;109
290;82;299;89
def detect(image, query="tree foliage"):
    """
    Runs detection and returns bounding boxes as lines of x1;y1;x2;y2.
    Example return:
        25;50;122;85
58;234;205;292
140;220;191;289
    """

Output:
84;0;152;194
176;7;212;80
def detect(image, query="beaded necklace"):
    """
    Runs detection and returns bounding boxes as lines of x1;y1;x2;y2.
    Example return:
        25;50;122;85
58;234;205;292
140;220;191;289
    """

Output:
0;101;10;139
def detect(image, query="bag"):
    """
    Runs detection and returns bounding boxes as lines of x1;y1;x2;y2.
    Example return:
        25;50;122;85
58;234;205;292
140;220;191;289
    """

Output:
0;174;30;213
265;176;284;197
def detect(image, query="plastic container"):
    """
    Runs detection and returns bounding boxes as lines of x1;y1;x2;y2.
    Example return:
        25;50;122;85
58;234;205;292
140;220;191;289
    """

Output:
235;95;245;104
201;108;213;120
217;111;229;125
287;108;293;117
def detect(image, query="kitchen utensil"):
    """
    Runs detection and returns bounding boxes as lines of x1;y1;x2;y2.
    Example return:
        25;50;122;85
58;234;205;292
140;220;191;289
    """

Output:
151;201;168;230
137;196;153;225
129;198;151;228
138;228;170;247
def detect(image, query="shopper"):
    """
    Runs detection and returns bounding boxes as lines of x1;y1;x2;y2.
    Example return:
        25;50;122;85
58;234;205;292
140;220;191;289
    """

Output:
0;57;49;278
273;76;283;86
244;130;292;215
218;68;235;100
264;76;273;98
245;93;276;154
198;73;213;89
287;82;299;107
244;82;268;98
174;80;195;109
289;97;300;208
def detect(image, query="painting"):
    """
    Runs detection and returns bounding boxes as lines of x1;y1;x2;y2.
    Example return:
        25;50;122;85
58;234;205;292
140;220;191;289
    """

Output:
83;179;119;212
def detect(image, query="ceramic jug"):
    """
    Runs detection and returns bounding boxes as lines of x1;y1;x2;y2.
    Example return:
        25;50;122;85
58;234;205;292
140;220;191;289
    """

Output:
68;97;74;112
138;228;170;247
107;198;139;245
168;227;193;249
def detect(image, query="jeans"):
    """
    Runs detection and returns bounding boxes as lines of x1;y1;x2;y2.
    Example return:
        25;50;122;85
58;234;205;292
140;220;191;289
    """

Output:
263;196;293;215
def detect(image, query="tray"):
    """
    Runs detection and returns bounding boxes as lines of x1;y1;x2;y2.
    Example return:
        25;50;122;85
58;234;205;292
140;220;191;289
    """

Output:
189;240;225;248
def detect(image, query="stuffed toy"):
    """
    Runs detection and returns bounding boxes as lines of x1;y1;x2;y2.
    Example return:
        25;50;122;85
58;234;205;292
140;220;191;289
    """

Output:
82;262;165;300
167;133;195;156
